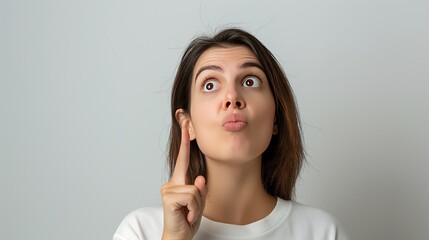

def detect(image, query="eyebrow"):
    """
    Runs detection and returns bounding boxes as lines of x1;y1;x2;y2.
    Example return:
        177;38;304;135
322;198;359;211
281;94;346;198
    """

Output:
194;62;264;81
194;65;223;81
240;62;264;71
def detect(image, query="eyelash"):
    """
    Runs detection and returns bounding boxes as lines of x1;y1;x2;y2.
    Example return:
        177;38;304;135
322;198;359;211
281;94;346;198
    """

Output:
200;76;216;92
201;74;263;88
202;75;215;83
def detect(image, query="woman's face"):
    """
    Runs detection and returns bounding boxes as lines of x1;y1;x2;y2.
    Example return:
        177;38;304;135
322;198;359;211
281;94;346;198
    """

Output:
188;45;276;164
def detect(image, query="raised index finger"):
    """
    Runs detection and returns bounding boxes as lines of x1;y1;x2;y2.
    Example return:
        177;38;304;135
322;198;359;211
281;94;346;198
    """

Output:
171;119;190;185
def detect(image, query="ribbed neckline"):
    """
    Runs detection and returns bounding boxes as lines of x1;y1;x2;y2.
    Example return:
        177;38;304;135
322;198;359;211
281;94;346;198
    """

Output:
199;197;292;237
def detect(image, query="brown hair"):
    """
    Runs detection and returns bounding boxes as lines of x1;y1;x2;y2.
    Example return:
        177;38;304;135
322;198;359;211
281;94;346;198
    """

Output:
168;28;304;200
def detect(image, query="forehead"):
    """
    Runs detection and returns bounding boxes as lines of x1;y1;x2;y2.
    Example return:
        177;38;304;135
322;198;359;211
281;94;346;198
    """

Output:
194;45;259;73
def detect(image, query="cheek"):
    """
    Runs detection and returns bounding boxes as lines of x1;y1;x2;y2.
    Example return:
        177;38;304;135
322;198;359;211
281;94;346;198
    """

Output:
249;93;276;140
189;110;217;157
254;100;276;140
251;92;276;121
189;99;223;157
190;99;217;135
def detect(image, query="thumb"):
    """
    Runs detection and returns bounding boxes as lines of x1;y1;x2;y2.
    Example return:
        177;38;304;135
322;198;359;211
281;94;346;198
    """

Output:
194;175;207;209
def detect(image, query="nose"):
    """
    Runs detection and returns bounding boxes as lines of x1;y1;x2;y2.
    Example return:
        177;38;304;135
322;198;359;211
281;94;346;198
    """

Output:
222;85;246;110
225;100;243;109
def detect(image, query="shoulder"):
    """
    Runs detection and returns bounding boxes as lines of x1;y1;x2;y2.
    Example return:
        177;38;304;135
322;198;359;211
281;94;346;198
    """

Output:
278;199;349;240
289;201;338;224
113;206;163;240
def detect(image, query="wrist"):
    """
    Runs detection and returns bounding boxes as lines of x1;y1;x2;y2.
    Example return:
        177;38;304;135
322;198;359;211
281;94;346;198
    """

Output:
161;231;191;240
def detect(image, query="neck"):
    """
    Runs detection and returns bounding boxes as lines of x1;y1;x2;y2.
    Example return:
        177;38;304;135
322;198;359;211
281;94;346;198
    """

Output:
203;156;276;225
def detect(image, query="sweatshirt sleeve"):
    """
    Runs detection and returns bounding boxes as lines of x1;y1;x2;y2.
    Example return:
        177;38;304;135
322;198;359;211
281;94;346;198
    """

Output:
112;207;163;240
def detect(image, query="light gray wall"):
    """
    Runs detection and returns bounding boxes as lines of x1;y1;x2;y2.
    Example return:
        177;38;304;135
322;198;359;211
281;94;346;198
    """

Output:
1;1;428;239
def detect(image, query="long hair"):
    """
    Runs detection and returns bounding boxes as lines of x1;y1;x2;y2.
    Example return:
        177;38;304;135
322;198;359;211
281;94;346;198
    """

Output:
168;28;304;200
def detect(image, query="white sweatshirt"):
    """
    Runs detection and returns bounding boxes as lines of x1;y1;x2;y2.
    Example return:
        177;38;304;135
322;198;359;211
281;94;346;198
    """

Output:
113;197;349;240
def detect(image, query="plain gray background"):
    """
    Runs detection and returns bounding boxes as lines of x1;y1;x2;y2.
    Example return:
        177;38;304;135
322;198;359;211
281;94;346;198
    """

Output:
1;0;428;239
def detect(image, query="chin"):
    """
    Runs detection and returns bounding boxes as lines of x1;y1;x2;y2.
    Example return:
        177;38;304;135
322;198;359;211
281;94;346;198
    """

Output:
196;137;267;164
202;148;263;165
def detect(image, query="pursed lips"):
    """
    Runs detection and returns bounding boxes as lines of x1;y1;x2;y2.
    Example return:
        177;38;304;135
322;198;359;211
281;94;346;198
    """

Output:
222;114;247;132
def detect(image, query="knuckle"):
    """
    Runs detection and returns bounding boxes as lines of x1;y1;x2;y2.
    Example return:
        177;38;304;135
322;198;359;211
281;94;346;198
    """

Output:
188;192;195;201
187;193;198;207
161;184;174;197
161;185;169;194
191;186;199;196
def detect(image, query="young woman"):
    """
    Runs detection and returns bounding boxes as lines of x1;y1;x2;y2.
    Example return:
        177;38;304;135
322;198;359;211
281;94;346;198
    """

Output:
113;28;348;240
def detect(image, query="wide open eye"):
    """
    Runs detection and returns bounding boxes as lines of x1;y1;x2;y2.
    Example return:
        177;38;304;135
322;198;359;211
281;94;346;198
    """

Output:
203;80;219;92
242;76;262;88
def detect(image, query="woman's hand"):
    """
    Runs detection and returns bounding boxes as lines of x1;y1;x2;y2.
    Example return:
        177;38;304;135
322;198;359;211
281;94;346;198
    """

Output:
161;120;207;240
